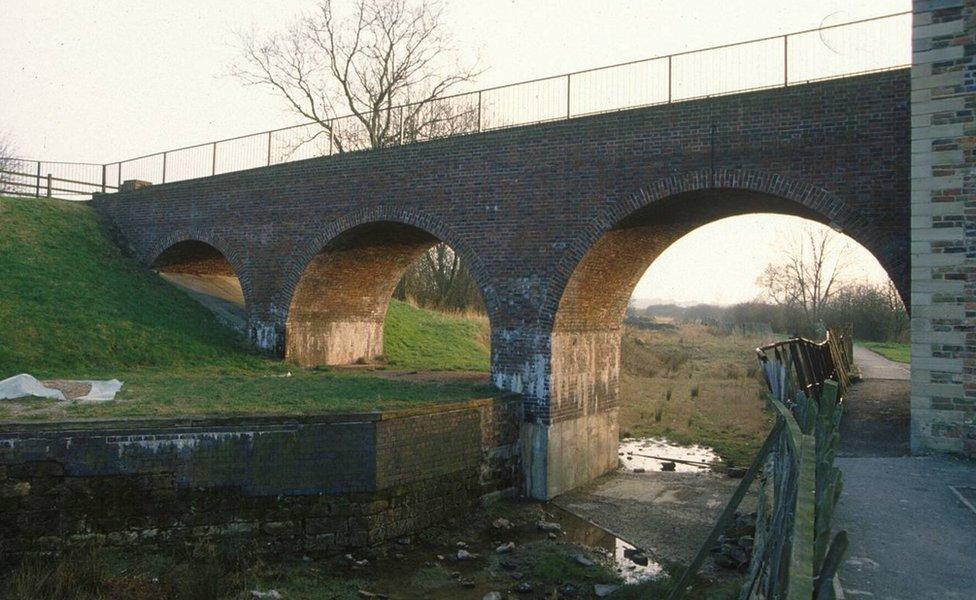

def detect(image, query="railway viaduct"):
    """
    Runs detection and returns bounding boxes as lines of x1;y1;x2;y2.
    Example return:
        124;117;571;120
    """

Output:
92;69;911;499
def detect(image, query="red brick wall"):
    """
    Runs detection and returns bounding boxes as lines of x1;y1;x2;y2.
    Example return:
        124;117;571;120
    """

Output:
93;70;910;425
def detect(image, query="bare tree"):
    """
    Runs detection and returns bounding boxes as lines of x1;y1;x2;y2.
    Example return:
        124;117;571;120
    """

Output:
0;133;16;195
232;0;479;153
757;225;851;327
395;244;485;312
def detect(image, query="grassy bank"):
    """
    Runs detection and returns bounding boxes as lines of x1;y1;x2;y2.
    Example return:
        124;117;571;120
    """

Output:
618;322;775;467
859;341;910;364
0;196;492;420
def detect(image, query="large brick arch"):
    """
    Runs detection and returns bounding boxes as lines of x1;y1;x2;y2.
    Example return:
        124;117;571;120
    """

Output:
275;208;495;367
145;229;256;320
545;168;898;331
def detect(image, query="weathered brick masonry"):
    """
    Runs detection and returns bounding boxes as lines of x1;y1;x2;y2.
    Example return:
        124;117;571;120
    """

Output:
93;71;910;497
0;398;520;559
911;0;976;456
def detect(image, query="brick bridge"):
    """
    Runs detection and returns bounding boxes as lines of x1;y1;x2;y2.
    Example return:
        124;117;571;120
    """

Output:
92;69;910;499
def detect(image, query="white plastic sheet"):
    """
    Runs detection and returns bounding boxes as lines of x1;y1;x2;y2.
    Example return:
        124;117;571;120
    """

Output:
0;374;123;402
0;374;65;401
77;379;123;401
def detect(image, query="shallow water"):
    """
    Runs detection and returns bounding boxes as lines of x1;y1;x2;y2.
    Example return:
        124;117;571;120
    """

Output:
618;437;719;473
336;502;663;599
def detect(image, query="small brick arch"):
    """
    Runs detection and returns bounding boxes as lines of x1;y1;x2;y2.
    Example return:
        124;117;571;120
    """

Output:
275;208;495;367
145;229;255;320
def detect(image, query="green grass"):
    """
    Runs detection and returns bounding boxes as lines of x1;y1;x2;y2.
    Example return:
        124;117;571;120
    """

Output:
383;299;489;371
0;196;494;420
859;341;910;364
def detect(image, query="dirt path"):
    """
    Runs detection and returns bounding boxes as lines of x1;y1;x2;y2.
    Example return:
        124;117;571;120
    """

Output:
853;345;909;380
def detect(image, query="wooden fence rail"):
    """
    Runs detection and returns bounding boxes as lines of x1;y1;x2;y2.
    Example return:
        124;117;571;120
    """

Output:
669;330;851;600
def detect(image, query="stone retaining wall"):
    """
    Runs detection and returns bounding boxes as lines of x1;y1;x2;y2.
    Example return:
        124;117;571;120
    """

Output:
0;397;520;559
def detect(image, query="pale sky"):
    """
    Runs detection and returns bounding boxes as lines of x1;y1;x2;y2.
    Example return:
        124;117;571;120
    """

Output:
0;0;906;304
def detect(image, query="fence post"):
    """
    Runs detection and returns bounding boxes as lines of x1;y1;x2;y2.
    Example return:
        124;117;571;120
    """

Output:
399;106;405;145
34;162;41;197
211;142;217;176
117;162;122;189
566;74;572;118
101;164;106;193
783;35;789;86
668;55;673;103
46;174;52;198
477;91;483;132
266;131;273;166
162;152;168;183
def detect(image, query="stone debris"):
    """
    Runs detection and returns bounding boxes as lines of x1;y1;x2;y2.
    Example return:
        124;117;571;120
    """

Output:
513;581;533;593
536;520;562;533
250;590;283;599
492;517;512;529
496;541;515;554
710;511;756;571
594;583;620;597
456;549;477;561
483;593;503;600
574;554;595;567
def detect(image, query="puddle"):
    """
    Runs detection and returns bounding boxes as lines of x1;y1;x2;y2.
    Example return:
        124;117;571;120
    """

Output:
546;504;663;584
330;501;663;599
618;437;719;473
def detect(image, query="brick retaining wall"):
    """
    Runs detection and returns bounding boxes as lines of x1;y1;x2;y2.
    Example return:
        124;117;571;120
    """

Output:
0;397;520;559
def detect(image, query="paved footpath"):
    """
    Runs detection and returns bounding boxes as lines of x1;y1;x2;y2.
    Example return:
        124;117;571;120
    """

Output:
836;347;976;599
852;344;910;380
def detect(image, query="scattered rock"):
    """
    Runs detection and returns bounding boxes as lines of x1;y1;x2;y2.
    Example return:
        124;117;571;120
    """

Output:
496;542;515;554
574;554;595;567
457;541;469;549
510;571;524;580
537;520;562;533
483;593;503;600
356;592;389;600
492;518;512;529
726;466;748;478
251;591;283;600
459;578;476;588
633;467;646;473
395;537;411;546
514;581;533;593
548;532;558;540
594;584;620;597
661;461;677;471
456;549;477;561
436;554;445;561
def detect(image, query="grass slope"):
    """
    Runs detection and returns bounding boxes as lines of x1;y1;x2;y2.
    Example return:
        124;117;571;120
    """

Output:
383;300;489;371
0;196;492;420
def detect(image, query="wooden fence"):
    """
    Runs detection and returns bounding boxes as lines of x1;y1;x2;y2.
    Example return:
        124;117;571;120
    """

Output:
668;330;852;599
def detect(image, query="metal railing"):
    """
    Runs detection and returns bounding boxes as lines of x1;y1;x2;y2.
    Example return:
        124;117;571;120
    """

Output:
4;11;911;200
107;11;909;188
0;159;116;200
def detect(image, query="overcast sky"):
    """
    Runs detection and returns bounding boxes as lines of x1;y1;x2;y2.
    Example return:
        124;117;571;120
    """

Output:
0;0;906;304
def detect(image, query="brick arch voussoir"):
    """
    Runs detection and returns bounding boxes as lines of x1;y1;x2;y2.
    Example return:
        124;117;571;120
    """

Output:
543;168;871;328
144;228;256;319
273;207;497;328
